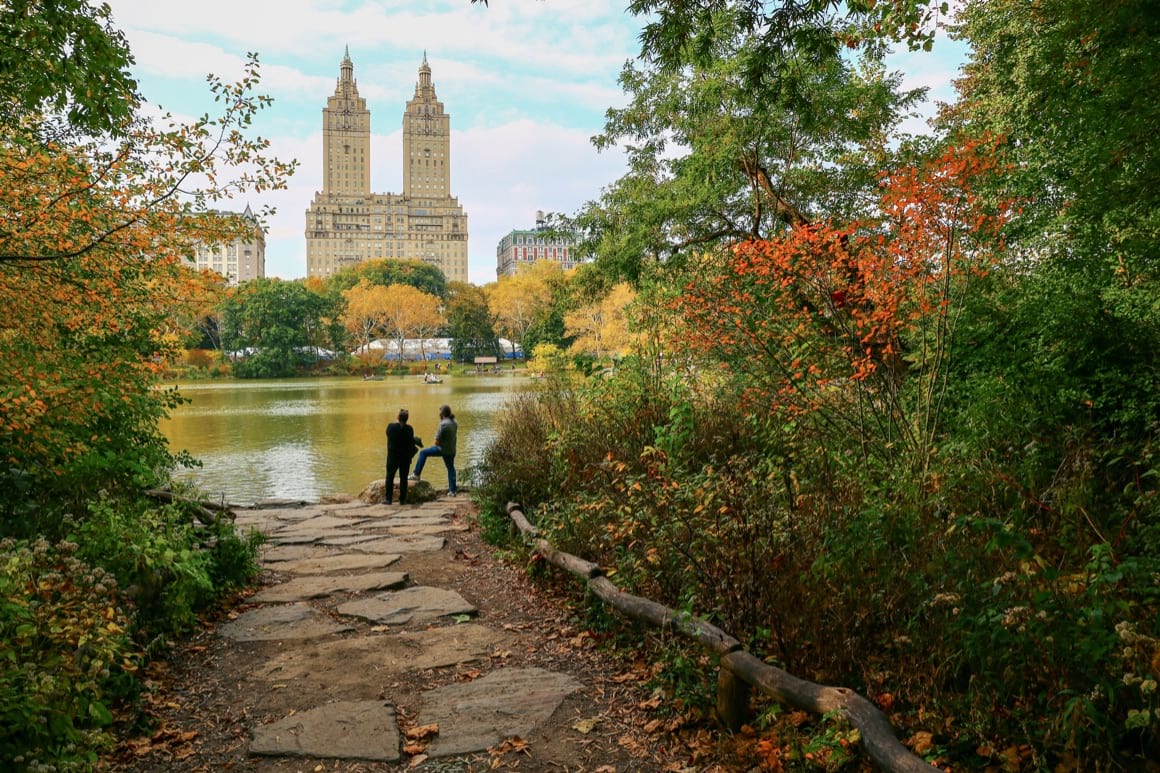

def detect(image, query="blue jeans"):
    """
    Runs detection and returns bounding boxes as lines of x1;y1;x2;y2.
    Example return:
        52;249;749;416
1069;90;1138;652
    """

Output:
413;446;456;493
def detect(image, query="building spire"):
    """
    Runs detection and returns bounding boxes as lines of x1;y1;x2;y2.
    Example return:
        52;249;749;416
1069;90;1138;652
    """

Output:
417;52;433;94
340;46;354;85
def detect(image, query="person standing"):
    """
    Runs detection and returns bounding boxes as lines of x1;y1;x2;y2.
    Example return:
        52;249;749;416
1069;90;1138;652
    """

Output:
385;408;420;505
410;404;458;495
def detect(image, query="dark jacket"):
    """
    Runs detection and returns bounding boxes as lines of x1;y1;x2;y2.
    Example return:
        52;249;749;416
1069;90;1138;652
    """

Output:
386;422;419;463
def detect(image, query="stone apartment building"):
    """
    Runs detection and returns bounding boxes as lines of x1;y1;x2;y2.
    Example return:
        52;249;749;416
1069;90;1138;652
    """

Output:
187;204;265;284
495;210;580;277
305;50;469;283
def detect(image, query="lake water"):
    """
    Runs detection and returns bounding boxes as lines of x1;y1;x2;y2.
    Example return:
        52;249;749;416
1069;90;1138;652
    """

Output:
159;374;525;504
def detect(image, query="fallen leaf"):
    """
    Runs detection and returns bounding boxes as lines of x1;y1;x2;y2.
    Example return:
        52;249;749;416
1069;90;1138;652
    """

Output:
572;717;599;734
409;753;428;767
909;731;935;755
405;723;439;740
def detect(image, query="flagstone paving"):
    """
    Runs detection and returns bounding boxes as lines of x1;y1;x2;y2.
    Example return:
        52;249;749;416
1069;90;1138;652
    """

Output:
205;494;619;768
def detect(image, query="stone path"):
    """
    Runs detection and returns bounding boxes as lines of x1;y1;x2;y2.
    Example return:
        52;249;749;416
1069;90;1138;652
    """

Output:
224;490;592;767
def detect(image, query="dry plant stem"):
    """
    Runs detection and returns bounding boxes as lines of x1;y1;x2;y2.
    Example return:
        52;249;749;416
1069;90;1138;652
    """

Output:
505;501;938;772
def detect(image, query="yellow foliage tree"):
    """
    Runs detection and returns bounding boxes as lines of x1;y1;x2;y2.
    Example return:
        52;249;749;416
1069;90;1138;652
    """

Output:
381;283;443;363
487;260;561;357
564;282;637;361
341;279;392;352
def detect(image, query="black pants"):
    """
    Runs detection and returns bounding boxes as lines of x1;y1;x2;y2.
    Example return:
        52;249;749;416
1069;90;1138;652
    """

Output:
385;458;411;504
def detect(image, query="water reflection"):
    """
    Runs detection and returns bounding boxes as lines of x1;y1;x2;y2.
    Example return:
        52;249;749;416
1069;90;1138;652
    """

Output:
160;375;525;504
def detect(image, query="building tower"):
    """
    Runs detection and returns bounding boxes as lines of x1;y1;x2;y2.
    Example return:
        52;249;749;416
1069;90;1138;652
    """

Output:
322;46;370;196
402;52;451;198
305;51;469;283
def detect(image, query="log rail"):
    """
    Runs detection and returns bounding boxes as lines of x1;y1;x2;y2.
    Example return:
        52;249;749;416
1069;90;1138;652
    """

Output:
505;502;936;772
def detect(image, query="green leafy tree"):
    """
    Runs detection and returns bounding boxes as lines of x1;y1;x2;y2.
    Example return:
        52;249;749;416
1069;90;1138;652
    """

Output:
574;20;921;283
446;281;500;362
0;0;139;136
325;258;447;299
220;279;328;378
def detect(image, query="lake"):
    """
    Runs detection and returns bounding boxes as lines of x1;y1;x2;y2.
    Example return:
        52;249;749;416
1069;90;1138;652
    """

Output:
159;374;526;504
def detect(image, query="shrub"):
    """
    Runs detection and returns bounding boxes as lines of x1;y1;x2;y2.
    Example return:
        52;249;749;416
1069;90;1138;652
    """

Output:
182;348;214;369
0;539;138;769
70;496;262;638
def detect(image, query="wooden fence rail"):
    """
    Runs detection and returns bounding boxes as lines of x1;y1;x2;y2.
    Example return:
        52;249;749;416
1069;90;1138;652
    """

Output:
505;502;937;773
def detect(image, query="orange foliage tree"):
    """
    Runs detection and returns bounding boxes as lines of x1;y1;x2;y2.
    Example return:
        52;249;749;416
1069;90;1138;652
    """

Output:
0;55;294;531
672;138;1011;470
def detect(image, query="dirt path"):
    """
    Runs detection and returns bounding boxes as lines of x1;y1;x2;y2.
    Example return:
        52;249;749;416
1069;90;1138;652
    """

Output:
108;493;723;772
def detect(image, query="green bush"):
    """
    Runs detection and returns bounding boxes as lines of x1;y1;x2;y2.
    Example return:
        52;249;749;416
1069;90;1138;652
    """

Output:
0;539;138;770
69;497;261;637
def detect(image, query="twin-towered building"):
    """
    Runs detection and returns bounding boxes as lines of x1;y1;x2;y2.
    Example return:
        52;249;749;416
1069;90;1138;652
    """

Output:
198;52;584;286
305;50;469;283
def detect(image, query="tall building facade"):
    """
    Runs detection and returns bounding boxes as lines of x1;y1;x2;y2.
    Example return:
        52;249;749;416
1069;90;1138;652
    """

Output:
305;50;469;283
496;211;581;277
188;205;265;285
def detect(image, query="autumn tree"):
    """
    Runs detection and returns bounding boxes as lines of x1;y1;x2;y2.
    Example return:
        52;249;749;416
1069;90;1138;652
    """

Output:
379;283;443;364
341;279;393;356
487;261;562;358
0;46;293;521
563;282;637;362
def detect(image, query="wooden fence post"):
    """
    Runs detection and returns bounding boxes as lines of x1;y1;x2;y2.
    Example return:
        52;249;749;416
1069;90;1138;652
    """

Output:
716;665;751;731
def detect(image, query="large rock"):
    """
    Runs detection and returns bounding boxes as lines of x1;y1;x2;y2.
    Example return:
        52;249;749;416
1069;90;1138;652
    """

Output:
418;668;582;757
340;534;445;554
219;604;355;641
358;478;437;504
250;700;400;761
250;572;408;603
337;586;476;625
270;552;402;575
252;624;513;682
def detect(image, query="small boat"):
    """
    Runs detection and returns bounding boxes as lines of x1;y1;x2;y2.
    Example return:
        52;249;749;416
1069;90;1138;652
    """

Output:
362;374;383;381
423;374;443;384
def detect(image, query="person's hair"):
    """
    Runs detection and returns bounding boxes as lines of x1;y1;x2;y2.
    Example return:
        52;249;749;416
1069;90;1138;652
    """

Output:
439;404;454;420
398;409;409;422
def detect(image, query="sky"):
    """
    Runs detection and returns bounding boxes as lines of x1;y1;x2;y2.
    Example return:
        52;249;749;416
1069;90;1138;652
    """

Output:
104;0;967;286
